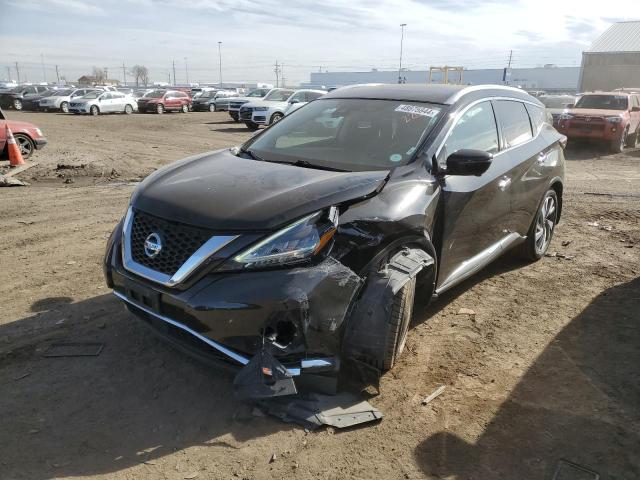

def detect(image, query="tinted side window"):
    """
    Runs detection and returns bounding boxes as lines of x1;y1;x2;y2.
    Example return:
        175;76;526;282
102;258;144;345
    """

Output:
525;104;546;135
306;92;323;102
445;101;499;156
494;101;533;148
290;92;306;103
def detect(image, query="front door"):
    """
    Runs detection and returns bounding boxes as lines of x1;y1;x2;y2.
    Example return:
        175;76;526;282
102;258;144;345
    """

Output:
436;100;513;293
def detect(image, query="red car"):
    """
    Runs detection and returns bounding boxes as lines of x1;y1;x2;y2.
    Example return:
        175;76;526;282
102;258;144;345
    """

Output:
557;91;640;152
0;107;47;160
136;90;192;114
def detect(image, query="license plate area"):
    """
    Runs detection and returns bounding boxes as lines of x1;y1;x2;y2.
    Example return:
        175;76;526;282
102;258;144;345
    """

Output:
123;279;161;313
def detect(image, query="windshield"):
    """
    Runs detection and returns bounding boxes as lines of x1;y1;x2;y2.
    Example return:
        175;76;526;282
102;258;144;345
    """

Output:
540;96;574;108
243;98;442;172
575;95;628;110
53;89;73;96
264;89;294;101
81;91;102;99
247;89;267;97
144;91;165;98
199;91;215;98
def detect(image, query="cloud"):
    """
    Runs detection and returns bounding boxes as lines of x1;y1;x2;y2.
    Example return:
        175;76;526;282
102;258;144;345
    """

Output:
7;0;105;15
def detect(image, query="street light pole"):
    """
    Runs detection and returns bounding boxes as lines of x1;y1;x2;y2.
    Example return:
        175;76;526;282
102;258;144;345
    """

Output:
398;23;407;84
184;57;189;85
218;42;223;87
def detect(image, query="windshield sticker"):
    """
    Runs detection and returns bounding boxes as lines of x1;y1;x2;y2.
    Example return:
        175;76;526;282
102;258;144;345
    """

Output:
389;154;403;163
395;104;439;117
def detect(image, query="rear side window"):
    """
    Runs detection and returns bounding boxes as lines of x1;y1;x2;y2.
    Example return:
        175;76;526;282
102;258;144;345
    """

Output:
306;92;323;102
444;101;499;156
525;104;546;135
494;100;533;148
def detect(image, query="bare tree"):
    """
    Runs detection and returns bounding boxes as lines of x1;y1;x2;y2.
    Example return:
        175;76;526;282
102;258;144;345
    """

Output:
131;65;149;87
92;67;105;84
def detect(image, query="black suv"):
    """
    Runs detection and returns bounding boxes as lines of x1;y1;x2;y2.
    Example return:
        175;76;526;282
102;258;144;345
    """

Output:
104;84;565;395
0;85;50;110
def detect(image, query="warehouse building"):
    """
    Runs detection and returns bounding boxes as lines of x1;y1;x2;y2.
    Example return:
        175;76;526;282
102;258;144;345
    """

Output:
579;20;640;92
302;65;580;92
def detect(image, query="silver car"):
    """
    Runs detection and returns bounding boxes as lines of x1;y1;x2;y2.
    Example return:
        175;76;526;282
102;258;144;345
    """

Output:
68;90;138;116
38;88;97;113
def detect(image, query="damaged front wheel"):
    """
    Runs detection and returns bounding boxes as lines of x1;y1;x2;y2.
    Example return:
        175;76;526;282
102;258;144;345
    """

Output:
381;275;416;370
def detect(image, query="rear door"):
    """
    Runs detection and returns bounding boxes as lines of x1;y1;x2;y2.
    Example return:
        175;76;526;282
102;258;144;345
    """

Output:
436;100;513;292
100;92;114;112
111;92;126;111
165;92;178;110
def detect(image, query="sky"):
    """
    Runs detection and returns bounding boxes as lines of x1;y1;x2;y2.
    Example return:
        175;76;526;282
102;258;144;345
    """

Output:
0;0;637;86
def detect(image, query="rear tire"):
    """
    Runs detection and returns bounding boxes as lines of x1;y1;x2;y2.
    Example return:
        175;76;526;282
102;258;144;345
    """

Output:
60;101;69;113
156;104;164;114
13;99;23;110
181;104;189;113
519;189;558;261
380;276;416;371
244;121;259;131
209;104;216;112
124;104;133;114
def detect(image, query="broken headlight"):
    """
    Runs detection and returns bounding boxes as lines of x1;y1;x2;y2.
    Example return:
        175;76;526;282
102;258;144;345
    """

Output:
224;207;338;270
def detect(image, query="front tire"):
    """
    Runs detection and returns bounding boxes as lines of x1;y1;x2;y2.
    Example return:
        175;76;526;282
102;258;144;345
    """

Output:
611;127;628;153
90;105;100;116
230;112;239;122
209;104;216;112
13;99;23;110
124;104;133;115
14;134;35;159
380;276;416;371
181;104;189;113
60;101;69;113
156;104;164;114
520;189;559;261
270;112;284;125
244;121;259;131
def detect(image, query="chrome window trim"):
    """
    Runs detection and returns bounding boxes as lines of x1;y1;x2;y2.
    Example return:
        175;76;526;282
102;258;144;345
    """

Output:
435;96;545;163
444;84;533;104
121;206;239;287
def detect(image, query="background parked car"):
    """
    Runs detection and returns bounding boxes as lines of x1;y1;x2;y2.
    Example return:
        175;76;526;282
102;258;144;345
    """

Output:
557;91;640;152
228;88;272;122
137;90;191;114
240;89;325;130
0;85;49;110
38;88;97;113
192;90;239;111
68;90;138;116
21;89;55;111
0;107;47;159
539;94;579;127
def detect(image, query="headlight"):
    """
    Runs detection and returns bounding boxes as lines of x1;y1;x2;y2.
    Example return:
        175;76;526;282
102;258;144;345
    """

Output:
224;207;338;270
253;106;269;111
559;114;573;120
605;116;622;123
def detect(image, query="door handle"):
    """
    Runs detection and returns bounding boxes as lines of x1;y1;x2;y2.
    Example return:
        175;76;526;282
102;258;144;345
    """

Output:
498;176;511;191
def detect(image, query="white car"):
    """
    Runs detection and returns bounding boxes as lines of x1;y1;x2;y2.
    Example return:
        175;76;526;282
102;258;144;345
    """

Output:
68;90;138;116
227;88;274;122
239;89;326;130
38;87;98;113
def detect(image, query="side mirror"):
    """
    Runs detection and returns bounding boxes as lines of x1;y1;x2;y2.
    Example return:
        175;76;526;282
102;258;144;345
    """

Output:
290;99;300;104
446;149;493;176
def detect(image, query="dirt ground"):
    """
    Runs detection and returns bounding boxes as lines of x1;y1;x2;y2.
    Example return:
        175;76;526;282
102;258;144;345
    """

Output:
1;110;639;480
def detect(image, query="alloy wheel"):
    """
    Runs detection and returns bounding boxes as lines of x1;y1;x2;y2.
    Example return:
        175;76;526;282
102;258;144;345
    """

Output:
13;99;22;110
90;105;99;116
15;135;34;158
535;194;557;255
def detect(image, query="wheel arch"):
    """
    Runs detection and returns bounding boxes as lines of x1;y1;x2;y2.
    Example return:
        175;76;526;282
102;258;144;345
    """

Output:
549;177;563;224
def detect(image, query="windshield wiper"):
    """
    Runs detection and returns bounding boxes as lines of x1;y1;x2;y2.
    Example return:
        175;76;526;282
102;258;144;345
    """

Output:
266;159;347;172
240;148;265;162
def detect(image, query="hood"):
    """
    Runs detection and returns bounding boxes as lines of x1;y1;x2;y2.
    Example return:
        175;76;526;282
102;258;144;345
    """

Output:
230;97;255;104
243;100;285;109
567;108;626;117
132;149;388;231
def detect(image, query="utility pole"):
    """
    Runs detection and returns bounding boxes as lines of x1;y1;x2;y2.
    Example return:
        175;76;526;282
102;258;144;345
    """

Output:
184;57;189;85
41;53;47;83
104;67;109;83
274;60;280;88
398;23;407;84
503;49;513;85
281;63;285;88
122;61;127;86
218;41;223;87
6;66;11;81
15;62;20;83
55;65;60;83
172;60;176;86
